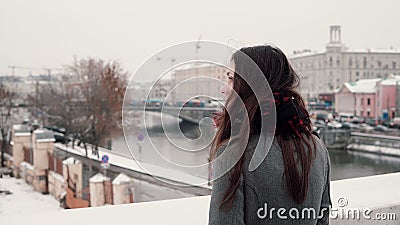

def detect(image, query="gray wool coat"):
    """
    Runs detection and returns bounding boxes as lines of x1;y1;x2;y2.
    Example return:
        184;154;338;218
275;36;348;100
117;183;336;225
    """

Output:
208;133;332;225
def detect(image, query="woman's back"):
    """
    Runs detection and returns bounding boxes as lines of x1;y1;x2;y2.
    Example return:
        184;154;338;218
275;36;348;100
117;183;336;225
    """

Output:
209;133;331;225
208;45;331;225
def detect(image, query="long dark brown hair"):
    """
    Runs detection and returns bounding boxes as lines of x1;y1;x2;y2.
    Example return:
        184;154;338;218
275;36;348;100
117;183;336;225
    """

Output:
210;45;316;211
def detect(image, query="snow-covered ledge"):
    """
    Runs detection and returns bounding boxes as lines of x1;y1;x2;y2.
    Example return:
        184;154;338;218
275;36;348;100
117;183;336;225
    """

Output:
2;172;400;225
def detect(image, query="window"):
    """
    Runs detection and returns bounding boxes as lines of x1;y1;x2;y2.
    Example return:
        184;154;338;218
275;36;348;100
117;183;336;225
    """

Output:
349;58;353;67
329;57;333;67
360;110;363;116
393;61;397;70
367;111;370;117
363;56;367;68
377;60;382;68
367;98;370;105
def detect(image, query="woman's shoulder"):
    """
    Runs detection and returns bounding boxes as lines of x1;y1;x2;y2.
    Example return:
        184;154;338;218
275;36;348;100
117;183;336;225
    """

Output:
243;132;330;163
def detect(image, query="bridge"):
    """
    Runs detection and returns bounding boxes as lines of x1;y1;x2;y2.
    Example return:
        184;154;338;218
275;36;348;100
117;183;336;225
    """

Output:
125;106;218;124
347;132;400;157
319;129;400;156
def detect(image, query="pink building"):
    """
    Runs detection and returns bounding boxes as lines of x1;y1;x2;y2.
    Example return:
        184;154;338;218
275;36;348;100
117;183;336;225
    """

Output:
376;75;400;119
335;75;399;119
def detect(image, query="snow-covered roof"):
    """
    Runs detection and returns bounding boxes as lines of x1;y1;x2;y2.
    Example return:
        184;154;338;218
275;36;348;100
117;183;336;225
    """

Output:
89;173;110;183
289;47;400;60
344;78;382;93
112;173;132;185
62;157;81;165
174;62;226;71
344;48;400;54
380;75;400;86
289;50;324;59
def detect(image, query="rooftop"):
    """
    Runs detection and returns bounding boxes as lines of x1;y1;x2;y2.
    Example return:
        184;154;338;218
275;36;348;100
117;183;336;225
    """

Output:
344;78;382;93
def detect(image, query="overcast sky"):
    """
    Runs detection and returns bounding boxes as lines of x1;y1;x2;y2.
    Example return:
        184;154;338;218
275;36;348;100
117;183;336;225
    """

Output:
1;0;399;79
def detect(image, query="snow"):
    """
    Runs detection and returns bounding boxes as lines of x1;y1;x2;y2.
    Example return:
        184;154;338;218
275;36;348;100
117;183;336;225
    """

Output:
89;173;110;183
344;78;382;93
54;142;211;188
380;75;400;86
62;157;81;165
344;48;400;53
13;124;31;137
36;138;56;142
289;50;324;59
1;172;400;225
13;124;30;133
14;132;31;137
112;173;132;185
49;171;65;183
0;176;62;215
34;129;56;142
20;161;34;170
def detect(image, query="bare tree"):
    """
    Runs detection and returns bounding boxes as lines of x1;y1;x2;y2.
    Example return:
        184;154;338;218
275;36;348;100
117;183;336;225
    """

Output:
69;57;127;158
29;57;127;177
0;84;16;167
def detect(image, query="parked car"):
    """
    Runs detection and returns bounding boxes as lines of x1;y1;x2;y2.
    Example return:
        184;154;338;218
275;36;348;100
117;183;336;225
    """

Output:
327;121;342;129
341;122;359;131
336;113;354;123
382;118;400;128
352;116;365;124
316;113;329;123
358;123;374;133
374;125;388;132
391;117;400;128
365;118;378;126
313;120;327;130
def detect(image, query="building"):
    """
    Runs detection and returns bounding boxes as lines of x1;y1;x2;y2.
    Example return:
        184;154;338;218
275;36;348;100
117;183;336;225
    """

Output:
172;63;227;103
290;25;400;100
376;75;400;120
0;73;65;97
335;74;400;120
128;80;172;104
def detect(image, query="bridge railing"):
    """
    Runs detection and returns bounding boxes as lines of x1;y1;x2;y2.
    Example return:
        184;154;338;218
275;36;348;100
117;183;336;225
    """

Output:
3;172;400;225
348;132;400;149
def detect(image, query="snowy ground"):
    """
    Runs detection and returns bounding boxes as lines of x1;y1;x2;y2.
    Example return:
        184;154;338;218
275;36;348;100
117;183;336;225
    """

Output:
0;176;62;215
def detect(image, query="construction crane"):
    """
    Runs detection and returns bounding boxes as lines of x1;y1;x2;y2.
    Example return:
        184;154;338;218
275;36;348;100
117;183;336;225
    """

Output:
8;65;63;77
8;65;63;87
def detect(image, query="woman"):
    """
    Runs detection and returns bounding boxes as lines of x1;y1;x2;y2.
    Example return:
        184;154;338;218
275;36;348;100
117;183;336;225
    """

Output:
208;45;331;225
